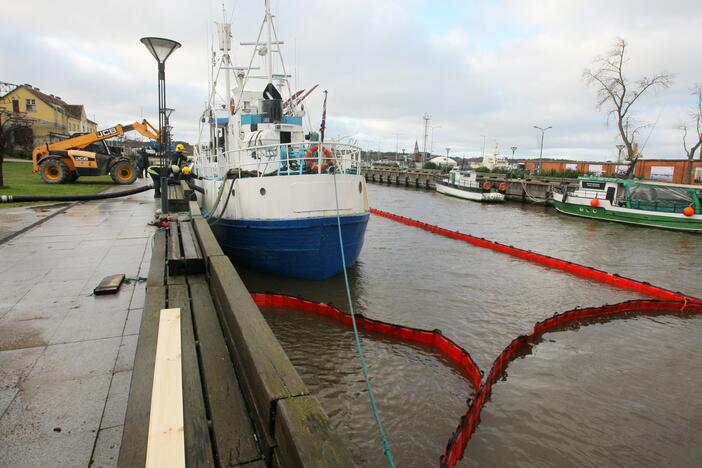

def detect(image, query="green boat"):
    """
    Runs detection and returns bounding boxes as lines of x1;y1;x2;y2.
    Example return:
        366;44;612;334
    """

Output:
552;177;702;232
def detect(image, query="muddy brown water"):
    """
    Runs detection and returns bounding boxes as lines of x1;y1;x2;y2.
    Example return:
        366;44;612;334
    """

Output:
238;184;702;467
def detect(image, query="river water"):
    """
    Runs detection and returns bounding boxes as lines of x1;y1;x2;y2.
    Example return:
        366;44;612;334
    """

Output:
238;183;702;467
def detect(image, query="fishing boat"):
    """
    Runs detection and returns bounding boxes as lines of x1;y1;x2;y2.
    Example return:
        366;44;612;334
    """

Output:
192;2;369;279
552;177;702;232
436;168;506;202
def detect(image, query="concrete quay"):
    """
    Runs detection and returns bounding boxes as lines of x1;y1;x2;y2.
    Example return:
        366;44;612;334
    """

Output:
0;183;154;467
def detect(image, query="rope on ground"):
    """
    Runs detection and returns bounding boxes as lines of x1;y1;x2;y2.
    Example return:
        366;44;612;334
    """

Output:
332;170;396;467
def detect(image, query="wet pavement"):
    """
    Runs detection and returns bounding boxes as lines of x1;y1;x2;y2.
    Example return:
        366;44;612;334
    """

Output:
0;203;74;244
0;182;155;467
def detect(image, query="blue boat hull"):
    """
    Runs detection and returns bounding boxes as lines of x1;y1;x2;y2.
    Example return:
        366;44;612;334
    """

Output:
211;213;370;280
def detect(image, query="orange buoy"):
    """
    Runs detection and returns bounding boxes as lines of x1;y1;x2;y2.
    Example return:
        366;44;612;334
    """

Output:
482;181;492;191
683;206;695;217
590;198;600;207
498;182;508;192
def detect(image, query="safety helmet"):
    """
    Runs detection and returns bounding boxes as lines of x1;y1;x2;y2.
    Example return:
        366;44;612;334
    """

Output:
182;166;191;175
171;165;181;174
176;143;185;152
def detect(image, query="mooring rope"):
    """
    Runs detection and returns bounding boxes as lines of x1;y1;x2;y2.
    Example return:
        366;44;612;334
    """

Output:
332;171;396;467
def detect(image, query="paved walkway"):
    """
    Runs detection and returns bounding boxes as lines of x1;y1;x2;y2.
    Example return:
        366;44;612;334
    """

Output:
0;186;157;467
0;203;74;244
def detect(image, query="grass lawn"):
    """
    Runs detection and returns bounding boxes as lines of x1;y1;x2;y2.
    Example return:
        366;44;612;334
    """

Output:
0;160;116;208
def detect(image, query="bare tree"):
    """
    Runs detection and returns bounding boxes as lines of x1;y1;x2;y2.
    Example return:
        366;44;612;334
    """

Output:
0;110;34;188
583;38;673;177
680;84;702;184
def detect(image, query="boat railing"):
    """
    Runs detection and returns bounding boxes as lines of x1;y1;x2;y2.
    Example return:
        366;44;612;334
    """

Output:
193;141;362;179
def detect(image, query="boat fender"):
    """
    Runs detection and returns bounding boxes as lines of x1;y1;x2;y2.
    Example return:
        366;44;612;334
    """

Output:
590;198;600;207
498;182;508;192
683;206;695;217
482;181;492;191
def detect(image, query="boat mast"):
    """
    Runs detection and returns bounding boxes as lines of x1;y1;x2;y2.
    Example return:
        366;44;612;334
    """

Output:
217;6;233;156
265;0;273;83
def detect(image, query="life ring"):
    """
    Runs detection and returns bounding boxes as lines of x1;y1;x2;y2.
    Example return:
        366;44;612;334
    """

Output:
305;145;334;172
498;182;508;192
482;181;492;191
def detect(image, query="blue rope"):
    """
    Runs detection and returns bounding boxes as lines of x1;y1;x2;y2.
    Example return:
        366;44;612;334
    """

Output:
332;170;396;467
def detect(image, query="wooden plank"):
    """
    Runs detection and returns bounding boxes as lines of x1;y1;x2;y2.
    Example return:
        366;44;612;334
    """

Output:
147;229;167;287
167;223;185;276
93;273;125;295
168;285;215;467
145;308;185;468
189;199;202;217
119;284;166;467
208;255;307;436
274;396;353;468
180;222;205;274
188;277;262;466
192;216;224;258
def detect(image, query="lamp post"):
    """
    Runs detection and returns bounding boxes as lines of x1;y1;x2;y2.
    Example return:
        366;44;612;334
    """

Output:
510;146;517;158
141;37;181;213
445;147;451;169
533;125;552;174
422;113;431;164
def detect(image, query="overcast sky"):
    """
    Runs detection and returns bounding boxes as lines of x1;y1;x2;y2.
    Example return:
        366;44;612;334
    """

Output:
2;0;701;160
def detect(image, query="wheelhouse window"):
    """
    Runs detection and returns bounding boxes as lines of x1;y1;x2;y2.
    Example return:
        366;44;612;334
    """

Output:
25;98;36;112
627;184;694;213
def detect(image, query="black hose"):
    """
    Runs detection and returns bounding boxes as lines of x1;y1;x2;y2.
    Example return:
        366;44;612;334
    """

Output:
0;184;153;203
187;181;205;193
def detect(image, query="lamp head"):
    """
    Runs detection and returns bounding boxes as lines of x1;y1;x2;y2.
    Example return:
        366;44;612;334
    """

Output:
140;37;181;64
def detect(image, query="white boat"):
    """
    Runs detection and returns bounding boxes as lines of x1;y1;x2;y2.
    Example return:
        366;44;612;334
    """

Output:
436;169;506;202
192;2;369;279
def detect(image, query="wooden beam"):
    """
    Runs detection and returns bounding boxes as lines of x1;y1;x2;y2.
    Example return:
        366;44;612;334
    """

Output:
145;308;185;468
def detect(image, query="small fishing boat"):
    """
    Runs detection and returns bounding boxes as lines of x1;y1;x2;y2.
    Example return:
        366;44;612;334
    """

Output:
552;177;702;232
436;168;506;202
192;1;369;279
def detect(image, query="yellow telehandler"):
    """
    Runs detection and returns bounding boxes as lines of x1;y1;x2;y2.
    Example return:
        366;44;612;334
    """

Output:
32;120;160;184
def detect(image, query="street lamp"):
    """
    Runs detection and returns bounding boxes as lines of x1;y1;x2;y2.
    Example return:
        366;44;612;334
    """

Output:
510;146;517;158
163;108;174;151
533;125;552;174
141;37;181;212
445;147;451;169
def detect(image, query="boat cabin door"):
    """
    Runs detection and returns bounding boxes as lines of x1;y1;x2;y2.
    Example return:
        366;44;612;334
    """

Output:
606;186;616;203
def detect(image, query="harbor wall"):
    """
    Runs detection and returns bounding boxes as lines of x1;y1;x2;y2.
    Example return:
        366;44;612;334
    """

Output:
363;168;578;203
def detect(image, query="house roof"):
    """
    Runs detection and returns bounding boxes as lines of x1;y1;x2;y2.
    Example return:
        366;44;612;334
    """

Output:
64;104;84;120
6;85;90;122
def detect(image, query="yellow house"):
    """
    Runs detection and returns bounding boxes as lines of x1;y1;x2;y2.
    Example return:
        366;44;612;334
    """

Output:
0;83;98;146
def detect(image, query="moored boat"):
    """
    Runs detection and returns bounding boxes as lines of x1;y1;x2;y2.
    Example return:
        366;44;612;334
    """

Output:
192;1;369;279
552;177;702;232
436;168;506;202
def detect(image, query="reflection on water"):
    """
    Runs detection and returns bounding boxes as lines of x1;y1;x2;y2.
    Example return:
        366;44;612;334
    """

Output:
237;183;702;466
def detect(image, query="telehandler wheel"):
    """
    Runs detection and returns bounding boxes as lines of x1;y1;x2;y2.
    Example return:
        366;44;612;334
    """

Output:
40;158;70;184
66;171;79;183
110;160;137;185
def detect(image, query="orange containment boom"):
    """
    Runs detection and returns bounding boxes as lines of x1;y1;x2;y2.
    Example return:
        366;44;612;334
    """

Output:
251;293;702;467
370;208;701;304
